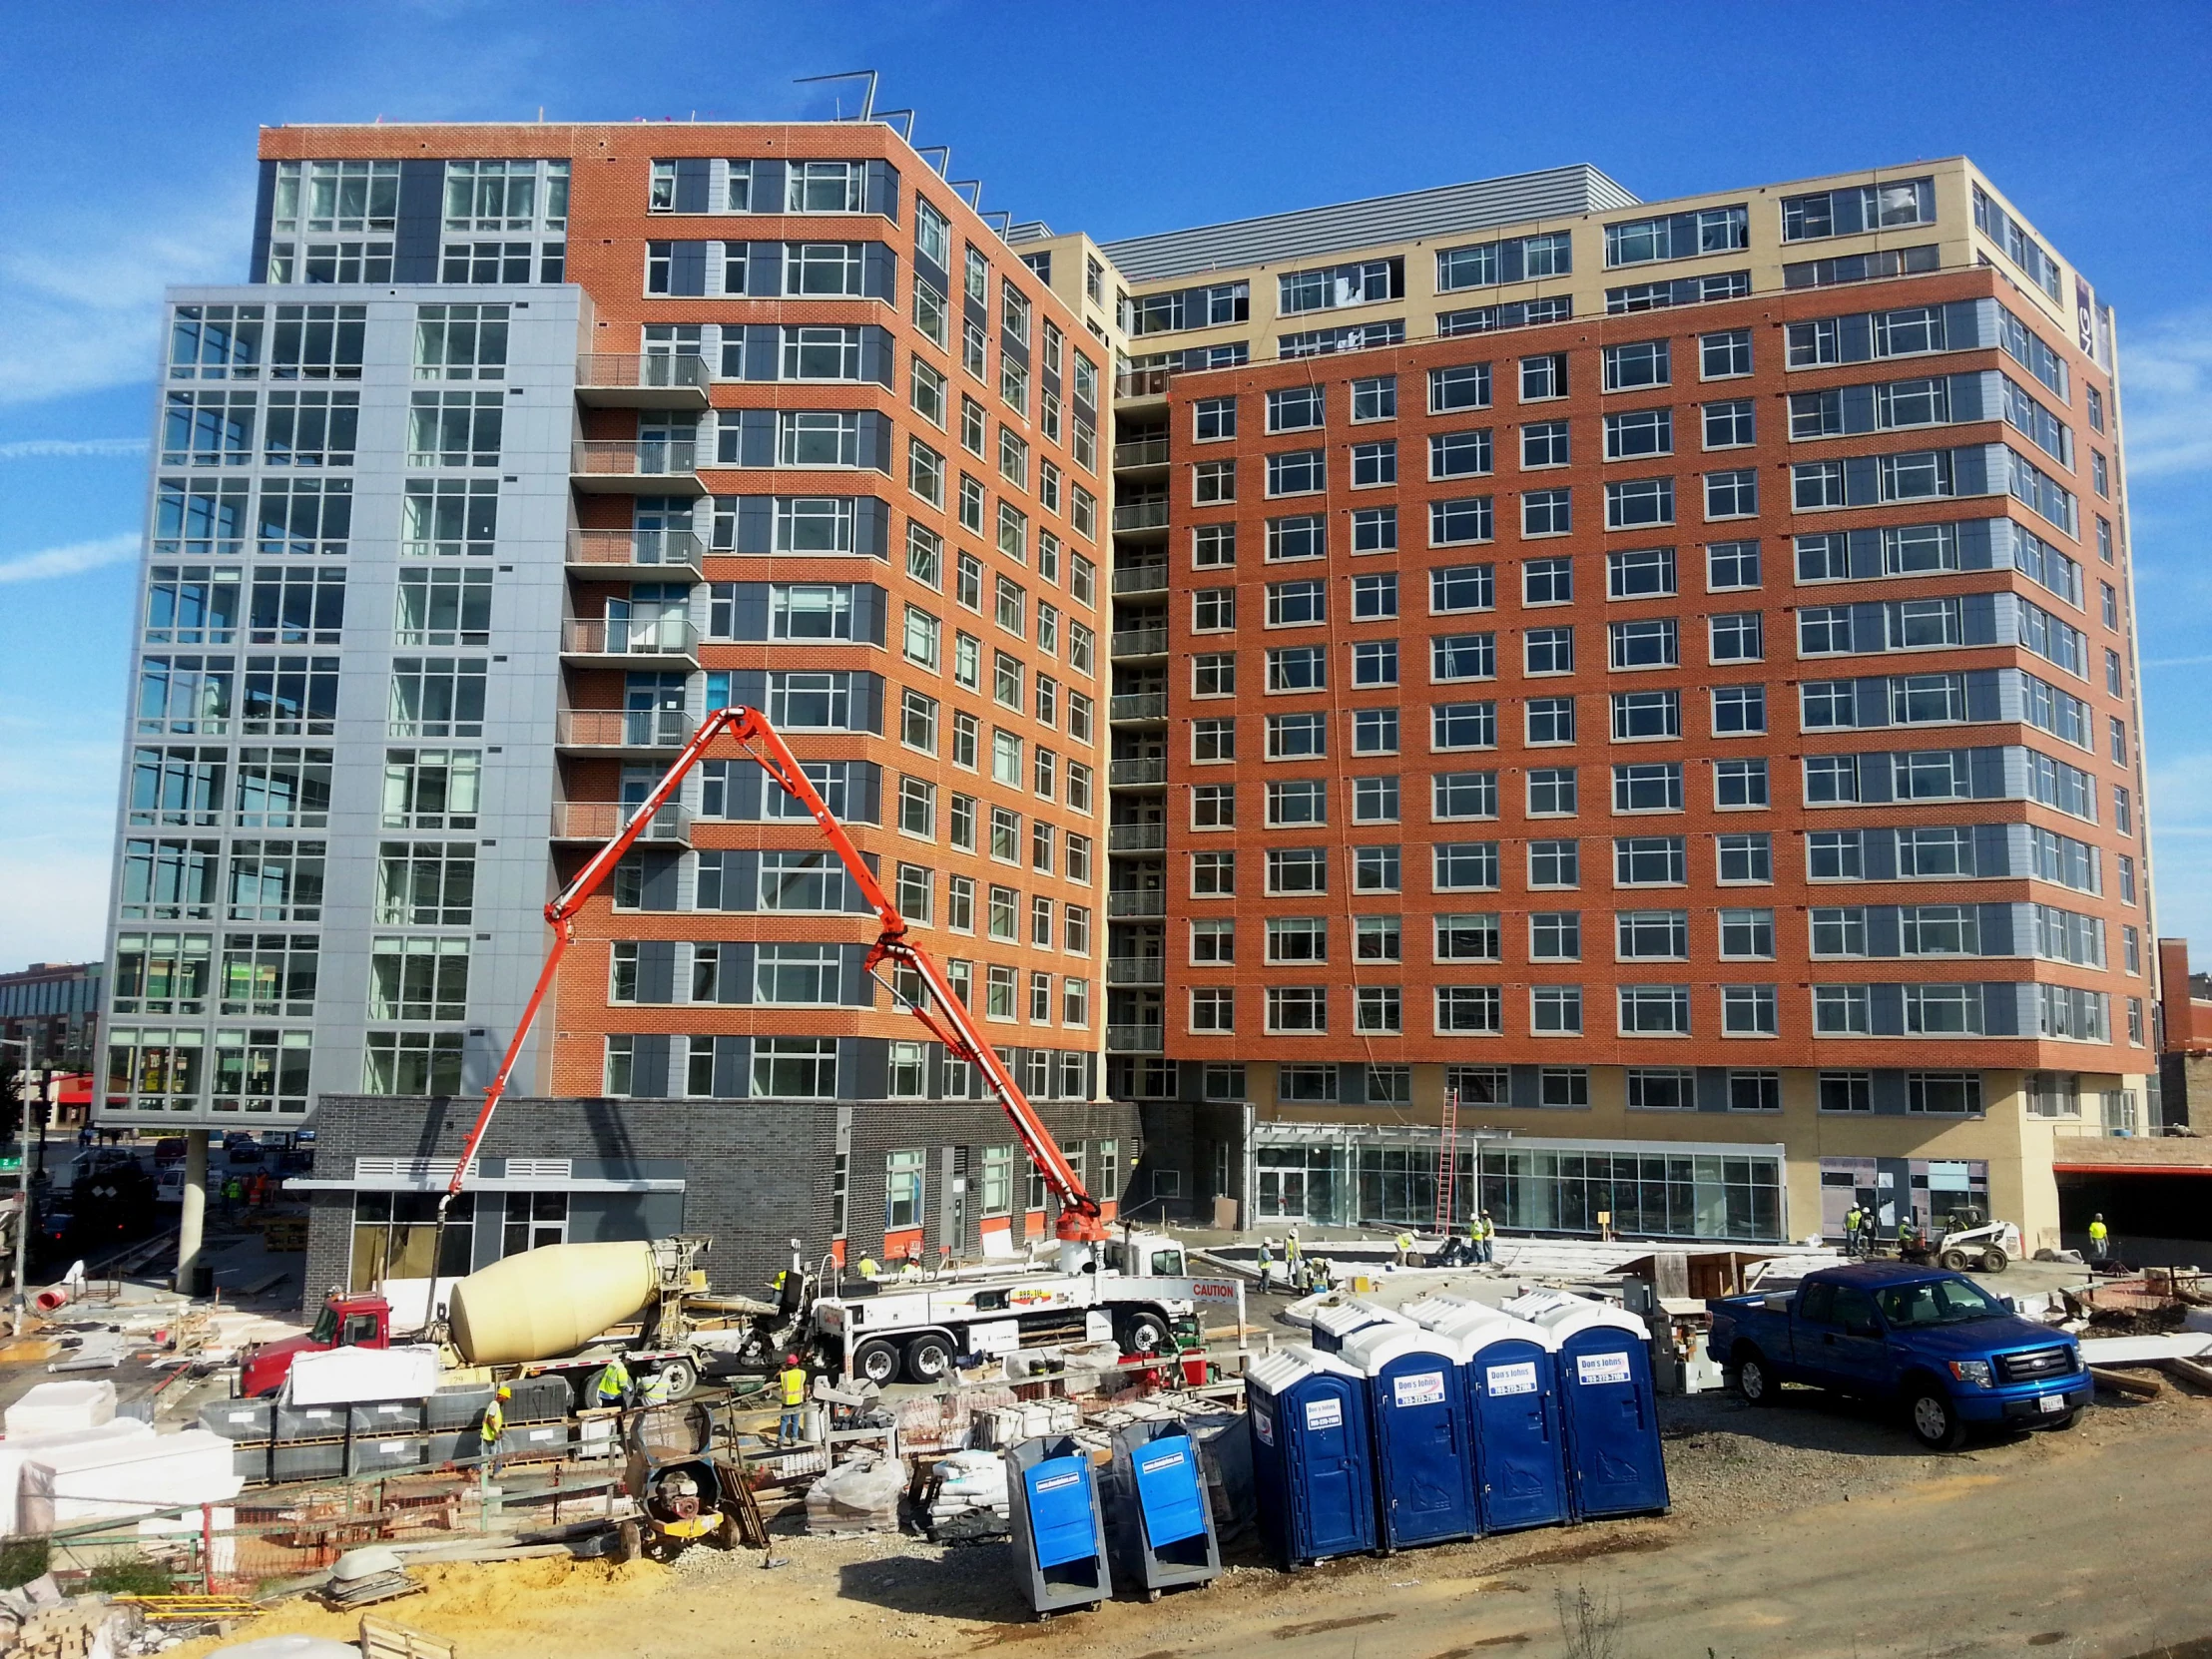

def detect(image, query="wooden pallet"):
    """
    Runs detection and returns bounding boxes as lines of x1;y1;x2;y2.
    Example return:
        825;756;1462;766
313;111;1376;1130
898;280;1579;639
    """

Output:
361;1613;455;1659
111;1594;264;1622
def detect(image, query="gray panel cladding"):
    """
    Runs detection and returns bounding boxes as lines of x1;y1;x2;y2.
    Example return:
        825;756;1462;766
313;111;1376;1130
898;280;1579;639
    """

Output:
864;160;899;224
747;244;782;298
105;284;578;1127
673;159;710;215
750;160;787;212
250;161;277;281
1098;164;1639;281
394;162;444;282
671;243;709;297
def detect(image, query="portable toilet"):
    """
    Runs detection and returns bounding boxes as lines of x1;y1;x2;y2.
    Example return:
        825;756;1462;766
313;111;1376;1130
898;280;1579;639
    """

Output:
1422;1303;1569;1533
1005;1434;1113;1615
1104;1420;1222;1599
1245;1345;1376;1568
1338;1322;1477;1550
1310;1298;1404;1355
1523;1297;1667;1520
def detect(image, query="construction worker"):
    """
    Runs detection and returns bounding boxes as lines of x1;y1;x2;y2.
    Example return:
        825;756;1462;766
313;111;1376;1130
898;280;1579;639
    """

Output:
1475;1211;1495;1266
222;1174;243;1221
480;1385;509;1478
1311;1257;1335;1294
594;1353;632;1414
1394;1230;1414;1268
2088;1214;2110;1262
1255;1238;1275;1291
1844;1203;1865;1259
1286;1230;1303;1285
855;1257;880;1281
778;1355;809;1446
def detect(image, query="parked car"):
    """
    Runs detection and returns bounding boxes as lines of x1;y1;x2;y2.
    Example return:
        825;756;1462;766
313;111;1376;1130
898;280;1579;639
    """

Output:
1708;1262;2088;1450
154;1138;189;1169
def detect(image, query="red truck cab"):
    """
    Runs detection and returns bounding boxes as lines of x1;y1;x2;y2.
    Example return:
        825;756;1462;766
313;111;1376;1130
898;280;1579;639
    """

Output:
239;1292;391;1397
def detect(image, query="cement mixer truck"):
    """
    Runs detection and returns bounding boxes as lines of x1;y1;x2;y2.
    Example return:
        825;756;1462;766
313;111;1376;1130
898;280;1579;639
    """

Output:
238;1236;786;1400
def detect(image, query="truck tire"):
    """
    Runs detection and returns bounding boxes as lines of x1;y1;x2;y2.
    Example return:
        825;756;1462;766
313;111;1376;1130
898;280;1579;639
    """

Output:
1939;1249;1969;1271
903;1334;953;1384
1120;1310;1170;1356
851;1338;901;1387
654;1357;699;1400
1734;1347;1778;1405
1907;1384;1968;1451
1979;1245;2007;1274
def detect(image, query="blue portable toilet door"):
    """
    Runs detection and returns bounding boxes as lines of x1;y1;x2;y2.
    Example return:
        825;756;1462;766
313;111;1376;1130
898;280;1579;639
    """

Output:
1375;1355;1474;1547
1288;1375;1370;1560
1560;1331;1667;1517
1131;1434;1208;1547
1024;1455;1100;1567
1468;1339;1567;1531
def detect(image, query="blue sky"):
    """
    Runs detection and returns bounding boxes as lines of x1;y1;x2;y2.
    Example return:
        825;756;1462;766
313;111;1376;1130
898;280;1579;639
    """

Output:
4;0;2210;968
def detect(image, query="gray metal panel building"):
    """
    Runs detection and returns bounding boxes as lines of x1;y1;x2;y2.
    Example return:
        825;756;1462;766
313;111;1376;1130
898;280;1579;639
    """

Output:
1098;164;1640;281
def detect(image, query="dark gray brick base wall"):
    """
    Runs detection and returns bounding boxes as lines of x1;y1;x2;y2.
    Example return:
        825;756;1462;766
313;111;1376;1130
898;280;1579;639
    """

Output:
302;1093;1142;1301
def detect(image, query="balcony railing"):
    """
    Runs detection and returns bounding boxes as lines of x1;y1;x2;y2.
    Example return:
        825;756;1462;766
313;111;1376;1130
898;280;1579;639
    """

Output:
1116;367;1173;399
557;707;693;750
1106;958;1166;986
1106;890;1168;919
1111;499;1170;533
571;438;704;492
1111;564;1169;597
1112;436;1170;470
1108;757;1167;787
561;616;702;660
551;801;694;843
1110;693;1167;723
566;527;707;577
1106;1022;1166;1053
575;353;711;407
1108;823;1167;852
1110;627;1169;659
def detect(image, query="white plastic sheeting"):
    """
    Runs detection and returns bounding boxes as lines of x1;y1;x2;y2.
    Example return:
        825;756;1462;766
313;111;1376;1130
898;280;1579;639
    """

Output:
284;1344;442;1405
3;1381;116;1437
17;1428;243;1532
0;1421;154;1535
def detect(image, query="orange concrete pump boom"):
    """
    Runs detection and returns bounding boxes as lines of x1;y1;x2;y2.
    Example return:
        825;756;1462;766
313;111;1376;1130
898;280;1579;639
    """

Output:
434;706;1104;1254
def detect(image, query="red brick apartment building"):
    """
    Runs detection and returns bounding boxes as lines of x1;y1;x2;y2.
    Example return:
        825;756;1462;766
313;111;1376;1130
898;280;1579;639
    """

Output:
97;124;2152;1278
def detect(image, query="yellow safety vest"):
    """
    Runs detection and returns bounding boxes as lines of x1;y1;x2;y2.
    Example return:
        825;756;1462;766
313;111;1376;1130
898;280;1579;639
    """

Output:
480;1401;504;1443
780;1367;808;1407
856;1258;879;1279
1395;1234;1412;1251
2089;1221;2108;1241
597;1359;630;1400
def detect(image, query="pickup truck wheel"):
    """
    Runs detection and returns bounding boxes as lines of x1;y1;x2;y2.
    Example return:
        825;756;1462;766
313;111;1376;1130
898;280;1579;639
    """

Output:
1734;1349;1777;1405
1908;1386;1968;1451
903;1334;953;1384
851;1339;901;1387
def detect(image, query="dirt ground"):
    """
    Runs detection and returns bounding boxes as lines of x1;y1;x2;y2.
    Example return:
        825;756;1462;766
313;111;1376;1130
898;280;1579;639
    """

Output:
163;1381;2212;1659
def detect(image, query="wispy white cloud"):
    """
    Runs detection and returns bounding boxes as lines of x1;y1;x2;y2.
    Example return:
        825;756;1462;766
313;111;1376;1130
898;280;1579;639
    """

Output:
0;534;139;585
0;710;123;965
0;191;249;408
0;437;146;460
2117;307;2212;481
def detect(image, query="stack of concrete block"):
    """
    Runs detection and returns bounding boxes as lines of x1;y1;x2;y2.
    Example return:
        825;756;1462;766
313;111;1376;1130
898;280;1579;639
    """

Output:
804;1451;906;1535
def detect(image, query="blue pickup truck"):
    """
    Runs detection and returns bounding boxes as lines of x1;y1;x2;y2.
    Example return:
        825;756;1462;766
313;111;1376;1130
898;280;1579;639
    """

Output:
1708;1262;2088;1449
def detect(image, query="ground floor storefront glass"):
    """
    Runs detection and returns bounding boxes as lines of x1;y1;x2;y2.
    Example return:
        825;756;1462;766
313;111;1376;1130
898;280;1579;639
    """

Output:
1254;1131;1785;1243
